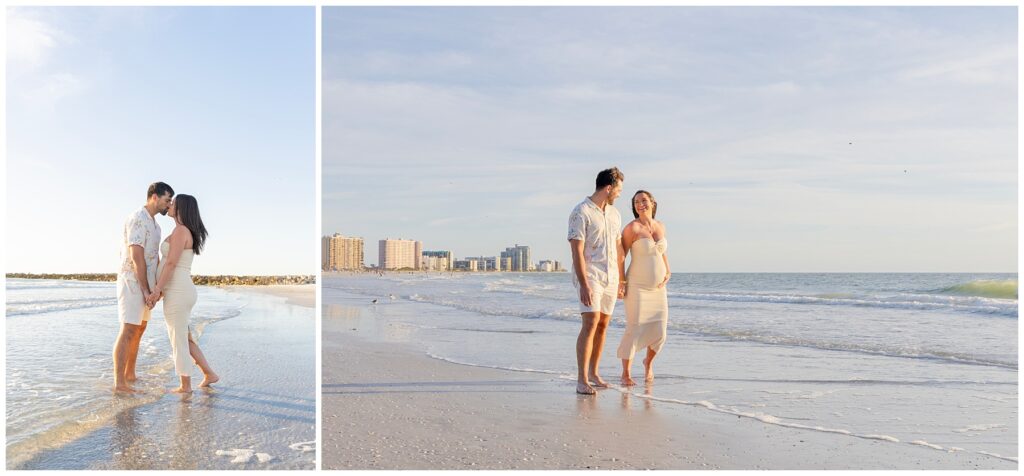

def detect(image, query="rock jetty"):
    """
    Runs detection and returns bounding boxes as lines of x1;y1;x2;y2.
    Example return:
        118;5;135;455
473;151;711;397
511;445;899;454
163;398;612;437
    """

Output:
6;273;315;286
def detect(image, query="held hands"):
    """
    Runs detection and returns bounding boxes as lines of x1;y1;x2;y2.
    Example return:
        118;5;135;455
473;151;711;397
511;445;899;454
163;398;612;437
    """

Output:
618;281;627;299
145;290;163;309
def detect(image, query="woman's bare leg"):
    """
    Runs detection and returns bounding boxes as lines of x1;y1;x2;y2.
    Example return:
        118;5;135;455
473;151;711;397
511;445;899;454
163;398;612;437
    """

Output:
643;348;658;382
620;358;636;386
188;332;219;387
173;375;192;393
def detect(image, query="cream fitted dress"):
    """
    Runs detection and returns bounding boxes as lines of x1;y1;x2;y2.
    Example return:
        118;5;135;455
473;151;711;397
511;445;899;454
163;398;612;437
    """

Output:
158;240;196;377
617;238;669;360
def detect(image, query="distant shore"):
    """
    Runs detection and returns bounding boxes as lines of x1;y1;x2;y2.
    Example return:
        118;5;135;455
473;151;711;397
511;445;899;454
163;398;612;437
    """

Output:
6;273;315;286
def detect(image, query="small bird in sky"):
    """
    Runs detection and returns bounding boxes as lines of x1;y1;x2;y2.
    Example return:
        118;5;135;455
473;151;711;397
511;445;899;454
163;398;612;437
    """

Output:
371;299;378;304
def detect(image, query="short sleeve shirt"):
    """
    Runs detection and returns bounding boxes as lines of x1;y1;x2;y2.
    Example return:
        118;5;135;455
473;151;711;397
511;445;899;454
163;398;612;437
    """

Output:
119;207;161;289
567;197;622;288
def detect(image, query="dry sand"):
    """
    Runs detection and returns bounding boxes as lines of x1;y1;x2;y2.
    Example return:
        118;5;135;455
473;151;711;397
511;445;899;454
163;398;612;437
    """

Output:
323;321;1014;470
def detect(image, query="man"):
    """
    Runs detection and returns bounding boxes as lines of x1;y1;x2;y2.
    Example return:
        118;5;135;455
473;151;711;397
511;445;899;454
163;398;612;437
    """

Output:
113;181;173;393
568;167;626;395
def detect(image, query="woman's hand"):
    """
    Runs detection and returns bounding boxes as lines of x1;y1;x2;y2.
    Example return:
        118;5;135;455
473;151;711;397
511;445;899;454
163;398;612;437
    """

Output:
657;273;671;289
618;281;627;299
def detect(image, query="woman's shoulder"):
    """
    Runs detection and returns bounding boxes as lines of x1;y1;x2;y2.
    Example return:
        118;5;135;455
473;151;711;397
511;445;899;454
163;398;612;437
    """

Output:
173;225;192;236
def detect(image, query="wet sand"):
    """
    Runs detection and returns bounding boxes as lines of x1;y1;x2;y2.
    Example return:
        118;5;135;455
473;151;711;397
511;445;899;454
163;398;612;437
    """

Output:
323;304;1014;470
14;286;316;470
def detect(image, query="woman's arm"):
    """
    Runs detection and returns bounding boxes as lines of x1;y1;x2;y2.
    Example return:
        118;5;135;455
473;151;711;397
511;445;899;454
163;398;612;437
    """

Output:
658;221;671;288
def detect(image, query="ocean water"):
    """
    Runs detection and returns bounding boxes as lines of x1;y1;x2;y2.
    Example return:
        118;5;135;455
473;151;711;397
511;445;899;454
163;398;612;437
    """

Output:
324;272;1018;464
6;278;245;464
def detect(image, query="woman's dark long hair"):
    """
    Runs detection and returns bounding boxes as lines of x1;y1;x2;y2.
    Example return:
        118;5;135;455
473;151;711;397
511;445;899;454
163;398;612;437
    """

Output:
631;190;657;219
174;194;208;255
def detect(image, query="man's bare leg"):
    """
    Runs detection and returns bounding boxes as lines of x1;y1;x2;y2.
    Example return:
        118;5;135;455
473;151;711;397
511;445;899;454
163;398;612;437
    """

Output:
113;323;142;393
620;358;636;386
643;347;658;382
576;313;600;394
187;332;219;387
588;313;611;387
124;321;148;382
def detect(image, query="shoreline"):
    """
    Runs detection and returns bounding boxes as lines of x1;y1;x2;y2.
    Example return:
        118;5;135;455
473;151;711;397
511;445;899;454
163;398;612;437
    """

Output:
323;293;1016;470
11;286;316;470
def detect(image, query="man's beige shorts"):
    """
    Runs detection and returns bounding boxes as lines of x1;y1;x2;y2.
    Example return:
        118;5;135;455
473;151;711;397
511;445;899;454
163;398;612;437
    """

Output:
117;276;151;325
578;283;618;315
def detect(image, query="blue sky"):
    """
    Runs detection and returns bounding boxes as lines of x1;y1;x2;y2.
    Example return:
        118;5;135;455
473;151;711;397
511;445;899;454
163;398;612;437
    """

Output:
322;7;1017;272
8;7;315;275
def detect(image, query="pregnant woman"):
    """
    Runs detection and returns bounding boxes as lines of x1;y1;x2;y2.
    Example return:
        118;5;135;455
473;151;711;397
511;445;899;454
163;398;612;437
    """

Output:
151;194;219;393
617;190;671;386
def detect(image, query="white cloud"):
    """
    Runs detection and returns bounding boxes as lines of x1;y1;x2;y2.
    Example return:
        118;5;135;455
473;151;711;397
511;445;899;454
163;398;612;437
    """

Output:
6;9;70;72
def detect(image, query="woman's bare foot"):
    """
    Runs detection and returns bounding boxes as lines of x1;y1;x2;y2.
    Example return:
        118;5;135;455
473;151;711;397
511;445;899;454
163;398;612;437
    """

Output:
200;373;219;387
576;381;596;395
590;375;610;388
171;385;192;393
620;374;636;386
125;373;138;383
643;357;654;382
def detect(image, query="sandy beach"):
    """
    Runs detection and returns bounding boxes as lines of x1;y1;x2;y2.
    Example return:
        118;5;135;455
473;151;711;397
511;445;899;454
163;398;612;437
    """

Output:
322;284;1016;470
11;284;315;470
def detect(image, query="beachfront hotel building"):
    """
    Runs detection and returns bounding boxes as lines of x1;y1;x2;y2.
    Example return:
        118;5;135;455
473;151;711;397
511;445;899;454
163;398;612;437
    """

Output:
378;238;423;270
422;250;454;271
501;244;532;272
323;234;365;271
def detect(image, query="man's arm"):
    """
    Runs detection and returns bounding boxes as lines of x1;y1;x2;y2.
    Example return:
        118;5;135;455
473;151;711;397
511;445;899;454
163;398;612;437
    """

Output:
130;244;152;297
569;238;592;307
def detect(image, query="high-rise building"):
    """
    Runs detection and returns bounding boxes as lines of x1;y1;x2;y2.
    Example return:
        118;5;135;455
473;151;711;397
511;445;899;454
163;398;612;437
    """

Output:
324;234;364;271
538;260;555;272
379;238;423;270
321;236;330;270
422;250;454;271
501;244;531;272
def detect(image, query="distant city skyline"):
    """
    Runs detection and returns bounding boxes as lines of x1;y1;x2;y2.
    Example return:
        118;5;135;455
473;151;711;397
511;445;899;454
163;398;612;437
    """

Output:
321;232;562;271
322;7;1017;272
8;7;316;275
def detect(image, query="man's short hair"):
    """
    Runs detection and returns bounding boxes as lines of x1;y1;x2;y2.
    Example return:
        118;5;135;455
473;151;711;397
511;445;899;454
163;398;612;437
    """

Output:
147;182;174;199
595;167;624;189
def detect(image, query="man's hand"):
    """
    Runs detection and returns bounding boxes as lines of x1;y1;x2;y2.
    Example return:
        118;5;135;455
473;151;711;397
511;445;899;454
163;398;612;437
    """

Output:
618;281;627;299
145;291;161;309
579;282;593;308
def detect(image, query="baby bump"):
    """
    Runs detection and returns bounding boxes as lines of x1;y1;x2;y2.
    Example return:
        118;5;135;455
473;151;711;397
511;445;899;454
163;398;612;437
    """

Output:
162;274;197;322
627;256;666;288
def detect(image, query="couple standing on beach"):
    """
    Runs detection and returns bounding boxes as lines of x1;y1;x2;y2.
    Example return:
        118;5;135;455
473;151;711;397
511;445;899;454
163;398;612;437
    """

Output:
569;168;671;395
113;182;219;394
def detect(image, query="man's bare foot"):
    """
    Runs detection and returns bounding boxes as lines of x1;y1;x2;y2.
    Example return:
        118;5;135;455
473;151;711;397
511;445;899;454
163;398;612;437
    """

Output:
621;374;636;386
200;373;219;387
125;373;137;383
576;382;596;395
171;386;192;394
643;357;654;382
590;375;610;388
113;384;138;394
